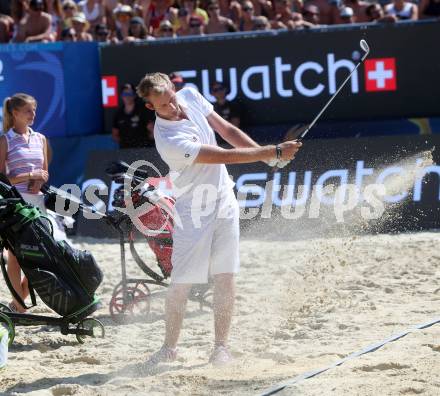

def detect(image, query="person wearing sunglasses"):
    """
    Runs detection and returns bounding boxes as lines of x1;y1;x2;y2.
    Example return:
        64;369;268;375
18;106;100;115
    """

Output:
156;19;176;37
112;83;156;149
205;0;237;34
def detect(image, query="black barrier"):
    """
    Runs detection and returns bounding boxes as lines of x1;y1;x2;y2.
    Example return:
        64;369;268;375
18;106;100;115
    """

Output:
100;22;440;131
76;135;439;238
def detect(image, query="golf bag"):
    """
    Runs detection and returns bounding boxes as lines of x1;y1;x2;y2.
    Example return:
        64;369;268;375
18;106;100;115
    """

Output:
0;177;102;318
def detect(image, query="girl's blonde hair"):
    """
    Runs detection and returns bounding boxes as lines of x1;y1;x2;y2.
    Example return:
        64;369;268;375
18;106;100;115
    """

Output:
3;93;37;132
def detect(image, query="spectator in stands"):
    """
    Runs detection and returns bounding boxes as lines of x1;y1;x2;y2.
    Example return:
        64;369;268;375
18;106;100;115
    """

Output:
218;0;241;25
272;0;303;29
126;16;151;41
113;4;134;40
11;0;28;25
365;3;397;22
176;7;191;35
77;0;106;31
188;15;205;35
211;81;243;130
302;4;320;25
250;0;274;19
169;72;185;91
385;0;418;20
304;0;337;24
45;0;63;40
145;0;178;35
14;0;53;43
205;0;236;33
156;19;176;37
338;6;355;23
252;15;271;29
183;0;209;23
0;13;14;43
343;0;369;22
71;12;93;41
239;1;255;31
62;0;78;28
419;0;440;18
94;22;112;42
60;26;76;40
112;83;155;149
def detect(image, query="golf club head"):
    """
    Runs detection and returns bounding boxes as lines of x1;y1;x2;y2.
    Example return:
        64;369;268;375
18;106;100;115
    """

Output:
360;39;370;55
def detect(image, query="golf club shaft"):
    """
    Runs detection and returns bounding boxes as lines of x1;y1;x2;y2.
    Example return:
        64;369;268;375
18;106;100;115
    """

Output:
298;50;370;141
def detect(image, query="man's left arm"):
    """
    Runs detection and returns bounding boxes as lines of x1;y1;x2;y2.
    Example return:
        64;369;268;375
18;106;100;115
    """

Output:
207;111;260;149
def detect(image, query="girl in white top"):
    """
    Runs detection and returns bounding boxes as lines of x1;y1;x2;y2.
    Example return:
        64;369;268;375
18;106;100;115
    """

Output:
78;0;106;29
0;93;49;313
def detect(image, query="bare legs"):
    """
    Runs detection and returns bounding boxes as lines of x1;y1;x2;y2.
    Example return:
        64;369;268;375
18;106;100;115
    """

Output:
7;251;29;313
162;273;235;350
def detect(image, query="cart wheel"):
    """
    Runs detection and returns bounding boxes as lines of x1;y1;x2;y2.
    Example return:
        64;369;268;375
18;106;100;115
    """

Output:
76;318;105;344
0;303;12;313
189;284;213;311
0;312;15;346
109;280;151;324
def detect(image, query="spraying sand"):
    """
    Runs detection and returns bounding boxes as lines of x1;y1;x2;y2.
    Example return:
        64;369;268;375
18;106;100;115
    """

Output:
1;150;439;395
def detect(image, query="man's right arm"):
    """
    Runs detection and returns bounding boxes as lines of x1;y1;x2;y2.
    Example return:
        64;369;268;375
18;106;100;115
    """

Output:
194;141;302;165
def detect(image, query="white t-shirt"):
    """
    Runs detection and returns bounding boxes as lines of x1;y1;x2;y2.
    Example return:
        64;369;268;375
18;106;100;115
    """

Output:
154;87;234;209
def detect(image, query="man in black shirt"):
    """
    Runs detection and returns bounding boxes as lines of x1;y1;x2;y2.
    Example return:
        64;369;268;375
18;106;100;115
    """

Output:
211;81;243;147
112;83;155;149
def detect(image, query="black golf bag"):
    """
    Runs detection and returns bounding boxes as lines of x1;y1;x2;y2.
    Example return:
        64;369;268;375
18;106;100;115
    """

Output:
0;177;102;319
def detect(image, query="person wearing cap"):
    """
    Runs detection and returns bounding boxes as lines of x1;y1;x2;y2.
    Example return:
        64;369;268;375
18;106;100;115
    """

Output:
338;6;355;23
113;4;134;40
156;19;176;37
77;0;106;31
61;0;78;29
112;83;155;149
252;15;271;30
94;22;111;42
14;0;53;42
344;0;370;23
205;0;237;34
71;12;93;40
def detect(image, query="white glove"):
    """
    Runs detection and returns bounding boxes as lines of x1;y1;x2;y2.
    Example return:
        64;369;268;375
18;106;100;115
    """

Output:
276;160;291;169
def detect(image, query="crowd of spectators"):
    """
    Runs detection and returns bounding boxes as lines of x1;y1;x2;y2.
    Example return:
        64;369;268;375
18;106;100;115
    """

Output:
0;0;437;43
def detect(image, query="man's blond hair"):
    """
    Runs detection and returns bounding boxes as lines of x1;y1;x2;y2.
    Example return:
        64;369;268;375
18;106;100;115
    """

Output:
136;72;174;101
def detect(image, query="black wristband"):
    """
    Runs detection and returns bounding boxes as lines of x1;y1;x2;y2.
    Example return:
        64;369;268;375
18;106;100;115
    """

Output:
276;145;282;160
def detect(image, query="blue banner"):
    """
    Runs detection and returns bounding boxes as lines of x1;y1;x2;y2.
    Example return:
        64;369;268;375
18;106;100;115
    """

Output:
0;42;102;138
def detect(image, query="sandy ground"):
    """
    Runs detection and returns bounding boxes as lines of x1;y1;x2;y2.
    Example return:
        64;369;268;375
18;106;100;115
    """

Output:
0;231;439;396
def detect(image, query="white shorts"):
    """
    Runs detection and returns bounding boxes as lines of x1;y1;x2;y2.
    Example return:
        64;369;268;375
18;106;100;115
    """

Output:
170;191;240;284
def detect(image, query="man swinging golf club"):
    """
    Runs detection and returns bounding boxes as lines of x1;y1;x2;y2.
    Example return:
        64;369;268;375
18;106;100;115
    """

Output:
136;72;302;366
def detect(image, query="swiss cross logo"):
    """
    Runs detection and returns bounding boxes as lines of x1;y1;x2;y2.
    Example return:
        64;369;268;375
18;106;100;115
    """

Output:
102;75;118;107
364;58;397;92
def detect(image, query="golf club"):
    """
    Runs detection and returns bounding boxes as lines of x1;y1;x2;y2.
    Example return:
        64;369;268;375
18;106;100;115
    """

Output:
297;39;371;141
